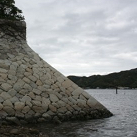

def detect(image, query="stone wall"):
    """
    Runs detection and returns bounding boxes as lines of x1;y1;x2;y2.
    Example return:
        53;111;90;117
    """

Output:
0;19;112;124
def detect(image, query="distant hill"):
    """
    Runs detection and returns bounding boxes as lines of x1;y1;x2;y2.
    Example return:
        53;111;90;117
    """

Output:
68;68;137;89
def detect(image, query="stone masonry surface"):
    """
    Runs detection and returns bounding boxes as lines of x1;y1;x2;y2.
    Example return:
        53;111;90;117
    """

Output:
0;19;112;124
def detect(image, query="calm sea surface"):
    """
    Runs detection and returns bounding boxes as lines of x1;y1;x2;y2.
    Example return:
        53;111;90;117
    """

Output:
34;89;137;137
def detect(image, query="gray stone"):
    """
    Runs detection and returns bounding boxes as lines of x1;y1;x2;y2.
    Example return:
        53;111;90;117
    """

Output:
3;107;15;115
41;93;49;98
0;97;4;103
72;87;83;96
41;104;48;112
0;77;6;84
10;96;19;103
15;111;24;118
54;82;61;88
8;70;16;75
14;102;25;111
19;89;29;95
72;83;78;89
1;83;12;91
82;92;91;99
36;79;43;86
35;95;42;101
49;104;57;112
57;100;66;107
42;97;50;105
23;77;30;83
16;93;23;98
33;89;42;95
62;79;73;88
62;98;69;103
65;111;72;116
26;67;32;73
0;103;3;110
23;83;32;91
26;101;32;107
8;75;17;82
67;100;73;106
54;92;62;99
24;72;31;77
57;76;65;83
27;110;35;116
32;67;39;74
21;95;31;103
7;53;15;59
87;97;98;107
0;73;7;79
33;73;39;79
32;106;43;113
10;64;17;71
0;92;11;100
0;110;8;118
35;112;41;117
28;92;35;99
22;106;30;113
72;95;79;100
65;90;72;96
52;103;59;108
20;64;27;69
66;104;74;112
67;87;74;92
7;80;15;85
28;75;37;82
38;86;46;92
50;94;59;102
58;107;67;114
0;77;5;82
12;62;18;68
60;87;66;92
32;100;41;106
80;94;87;101
68;97;77;104
0;68;8;73
17;66;25;74
42;113;51;119
3;99;13;108
72;105;81;111
13;79;25;91
46;110;55;116
77;99;87;107
8;89;17;97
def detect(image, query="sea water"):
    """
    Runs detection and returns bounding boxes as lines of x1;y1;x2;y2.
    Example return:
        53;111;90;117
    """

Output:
35;89;137;137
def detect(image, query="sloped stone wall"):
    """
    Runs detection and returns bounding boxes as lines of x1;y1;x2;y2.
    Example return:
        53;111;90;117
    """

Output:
0;20;112;124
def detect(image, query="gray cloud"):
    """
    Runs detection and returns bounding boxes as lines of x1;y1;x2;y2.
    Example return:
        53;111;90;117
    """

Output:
15;0;137;76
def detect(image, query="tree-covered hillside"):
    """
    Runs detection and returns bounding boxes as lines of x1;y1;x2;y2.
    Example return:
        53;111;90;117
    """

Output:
68;68;137;89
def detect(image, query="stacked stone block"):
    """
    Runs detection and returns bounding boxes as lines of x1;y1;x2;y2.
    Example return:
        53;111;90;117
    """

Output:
0;20;112;124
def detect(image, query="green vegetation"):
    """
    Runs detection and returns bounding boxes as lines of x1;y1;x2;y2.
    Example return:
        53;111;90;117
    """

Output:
0;0;24;21
68;68;137;89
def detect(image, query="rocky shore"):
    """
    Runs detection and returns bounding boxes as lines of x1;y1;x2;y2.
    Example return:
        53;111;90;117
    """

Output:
0;108;112;137
0;124;50;137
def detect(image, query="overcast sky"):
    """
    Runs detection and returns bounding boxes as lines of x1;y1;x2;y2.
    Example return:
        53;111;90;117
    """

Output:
15;0;137;76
